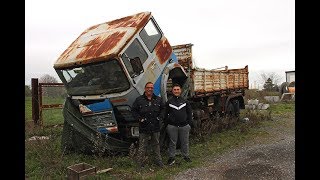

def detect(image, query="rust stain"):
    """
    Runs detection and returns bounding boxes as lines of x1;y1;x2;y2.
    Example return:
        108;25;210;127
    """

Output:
59;47;72;61
110;98;128;103
80;24;100;36
135;14;150;30
155;38;172;64
76;32;126;59
58;37;83;62
108;16;136;28
88;36;103;46
107;13;150;29
173;63;180;67
95;32;126;57
108;12;150;29
76;37;103;59
76;44;98;59
84;45;100;59
55;12;151;68
172;43;193;71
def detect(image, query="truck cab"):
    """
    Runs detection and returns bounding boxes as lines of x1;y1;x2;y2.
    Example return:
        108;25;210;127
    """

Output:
54;12;187;153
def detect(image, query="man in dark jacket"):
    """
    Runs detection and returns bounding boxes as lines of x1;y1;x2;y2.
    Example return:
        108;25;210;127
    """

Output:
165;83;193;165
132;82;165;168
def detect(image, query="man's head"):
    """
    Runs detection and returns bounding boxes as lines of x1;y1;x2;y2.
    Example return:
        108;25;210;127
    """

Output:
144;82;154;97
172;83;182;97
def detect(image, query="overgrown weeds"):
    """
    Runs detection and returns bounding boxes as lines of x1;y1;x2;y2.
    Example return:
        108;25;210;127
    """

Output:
25;100;294;179
238;109;272;133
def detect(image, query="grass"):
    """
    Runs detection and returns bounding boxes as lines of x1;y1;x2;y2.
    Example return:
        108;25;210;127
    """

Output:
26;125;266;179
25;96;32;120
25;96;64;126
25;94;295;179
269;101;295;115
42;109;64;126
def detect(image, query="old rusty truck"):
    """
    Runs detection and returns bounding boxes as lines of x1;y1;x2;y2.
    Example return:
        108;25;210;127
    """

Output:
53;12;249;155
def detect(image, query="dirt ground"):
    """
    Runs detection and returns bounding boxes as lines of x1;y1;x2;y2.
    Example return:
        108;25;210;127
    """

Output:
172;113;295;180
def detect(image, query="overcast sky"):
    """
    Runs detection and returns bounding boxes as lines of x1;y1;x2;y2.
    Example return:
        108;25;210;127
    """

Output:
25;0;295;88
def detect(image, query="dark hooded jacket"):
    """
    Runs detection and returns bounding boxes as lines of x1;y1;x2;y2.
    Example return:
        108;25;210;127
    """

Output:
132;93;165;134
164;95;193;127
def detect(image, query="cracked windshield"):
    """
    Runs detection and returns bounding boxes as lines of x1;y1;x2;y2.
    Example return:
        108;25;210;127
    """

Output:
59;59;130;95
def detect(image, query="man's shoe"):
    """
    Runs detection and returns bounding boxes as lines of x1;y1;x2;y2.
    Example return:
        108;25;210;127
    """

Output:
183;156;192;162
167;157;175;166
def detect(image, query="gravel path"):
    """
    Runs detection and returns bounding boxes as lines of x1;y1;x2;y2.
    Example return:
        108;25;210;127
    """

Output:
172;114;295;180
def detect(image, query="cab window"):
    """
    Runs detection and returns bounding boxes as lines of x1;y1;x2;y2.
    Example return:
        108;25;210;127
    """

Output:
140;19;162;52
121;38;148;77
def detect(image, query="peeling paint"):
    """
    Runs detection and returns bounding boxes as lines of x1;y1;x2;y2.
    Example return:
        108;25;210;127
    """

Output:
155;38;172;64
54;12;152;69
76;32;126;59
172;43;193;70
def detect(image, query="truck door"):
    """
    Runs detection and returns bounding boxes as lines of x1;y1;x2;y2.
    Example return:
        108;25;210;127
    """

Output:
121;38;161;94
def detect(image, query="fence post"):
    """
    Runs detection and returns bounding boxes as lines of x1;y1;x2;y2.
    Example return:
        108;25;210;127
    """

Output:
39;83;43;126
31;78;40;126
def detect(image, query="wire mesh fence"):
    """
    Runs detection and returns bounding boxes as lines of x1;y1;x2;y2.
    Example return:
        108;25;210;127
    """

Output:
28;79;66;127
40;85;66;126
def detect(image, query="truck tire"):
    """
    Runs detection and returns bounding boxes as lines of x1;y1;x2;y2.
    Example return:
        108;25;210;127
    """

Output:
232;100;240;118
226;100;239;128
193;109;202;130
226;101;235;117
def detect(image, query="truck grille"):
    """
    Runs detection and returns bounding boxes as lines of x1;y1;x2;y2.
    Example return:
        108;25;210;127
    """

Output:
83;111;115;128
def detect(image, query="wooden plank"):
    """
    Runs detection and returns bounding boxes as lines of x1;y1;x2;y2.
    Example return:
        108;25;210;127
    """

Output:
97;168;113;174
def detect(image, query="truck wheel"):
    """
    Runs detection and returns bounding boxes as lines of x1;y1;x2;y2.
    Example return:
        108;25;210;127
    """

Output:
193;109;202;130
227;101;235;117
233;100;240;118
226;101;239;128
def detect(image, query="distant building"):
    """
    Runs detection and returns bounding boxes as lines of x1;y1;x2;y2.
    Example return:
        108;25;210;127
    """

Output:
285;71;295;83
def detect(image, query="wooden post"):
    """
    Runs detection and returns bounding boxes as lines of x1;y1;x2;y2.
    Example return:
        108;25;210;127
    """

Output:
31;78;40;126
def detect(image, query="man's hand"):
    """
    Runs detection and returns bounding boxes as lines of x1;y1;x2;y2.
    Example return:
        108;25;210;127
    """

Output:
140;118;146;123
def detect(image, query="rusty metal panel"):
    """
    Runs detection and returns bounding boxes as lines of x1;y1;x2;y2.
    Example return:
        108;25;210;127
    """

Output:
39;83;64;86
172;43;249;95
191;66;248;94
42;104;64;109
54;12;151;69
155;38;172;65
172;43;193;71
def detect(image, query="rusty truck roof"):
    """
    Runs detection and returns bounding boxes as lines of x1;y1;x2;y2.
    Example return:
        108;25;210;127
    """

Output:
53;12;151;69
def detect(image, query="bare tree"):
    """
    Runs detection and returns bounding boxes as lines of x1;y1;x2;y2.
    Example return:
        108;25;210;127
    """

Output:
25;85;31;96
39;74;58;83
263;78;279;92
259;72;282;86
39;74;64;97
